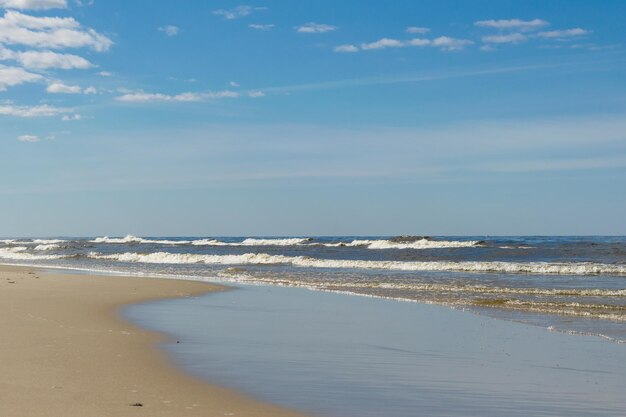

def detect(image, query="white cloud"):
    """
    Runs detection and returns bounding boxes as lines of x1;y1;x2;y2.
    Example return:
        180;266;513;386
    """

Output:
248;23;273;31
83;85;96;94
17;134;40;142
61;113;80;120
116;90;242;103
213;5;255;20
333;44;358;53
158;25;179;36
229;81;240;87
0;0;67;10
247;90;265;98
0;63;42;90
355;36;472;52
431;36;473;51
474;18;548;31
537;28;590;39
1;48;93;69
0;103;71;117
480;44;496;52
407;38;430;47
0;10;112;51
296;22;336;34
46;81;80;93
482;33;527;44
405;26;429;34
361;38;403;50
97;70;112;76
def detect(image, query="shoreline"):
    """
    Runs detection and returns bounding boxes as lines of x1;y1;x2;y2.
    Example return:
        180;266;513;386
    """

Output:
0;264;310;417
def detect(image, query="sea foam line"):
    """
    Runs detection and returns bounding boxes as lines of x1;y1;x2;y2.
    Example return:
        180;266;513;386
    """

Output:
86;251;626;275
0;247;68;260
88;235;482;249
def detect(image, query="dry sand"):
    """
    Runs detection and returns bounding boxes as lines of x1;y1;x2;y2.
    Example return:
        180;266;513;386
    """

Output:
0;265;309;417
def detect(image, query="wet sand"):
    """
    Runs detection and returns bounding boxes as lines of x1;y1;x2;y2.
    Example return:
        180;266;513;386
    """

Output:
0;265;309;417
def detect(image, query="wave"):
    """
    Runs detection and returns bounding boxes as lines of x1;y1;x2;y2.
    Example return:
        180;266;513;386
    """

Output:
85;251;626;275
88;235;478;249
191;237;313;246
91;235;192;245
0;238;66;245
0;247;67;261
33;244;61;251
88;251;293;265
240;238;313;246
333;238;481;250
31;239;67;244
91;236;313;246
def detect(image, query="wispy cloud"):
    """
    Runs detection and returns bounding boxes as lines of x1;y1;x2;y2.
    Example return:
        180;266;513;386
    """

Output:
259;63;558;93
247;90;265;98
361;38;403;50
115;90;245;103
405;26;430;34
0;63;42;90
248;23;274;31
334;44;358;53
296;22;337;33
431;36;473;51
116;88;267;103
17;134;40;142
47;82;96;94
339;36;473;52
46;81;81;93
0;0;67;10
482;33;527;44
61;113;80;121
0;10;112;51
537;28;590;39
158;25;179;36
474;18;548;31
0;103;71;117
0;47;93;69
213;5;264;20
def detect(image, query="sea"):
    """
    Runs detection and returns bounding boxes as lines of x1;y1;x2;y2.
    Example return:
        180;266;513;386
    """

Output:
1;235;625;342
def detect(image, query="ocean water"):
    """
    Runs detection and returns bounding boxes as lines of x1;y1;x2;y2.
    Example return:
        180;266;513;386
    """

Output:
125;284;626;417
1;235;625;341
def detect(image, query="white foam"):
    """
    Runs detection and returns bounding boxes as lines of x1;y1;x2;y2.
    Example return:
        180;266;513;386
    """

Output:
191;238;312;246
0;247;67;260
32;239;67;244
240;238;312;246
91;235;190;245
33;244;61;251
323;239;481;249
191;239;230;246
84;251;626;275
88;251;293;265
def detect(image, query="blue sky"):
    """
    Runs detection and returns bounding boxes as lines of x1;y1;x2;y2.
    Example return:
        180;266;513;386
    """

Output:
0;0;625;236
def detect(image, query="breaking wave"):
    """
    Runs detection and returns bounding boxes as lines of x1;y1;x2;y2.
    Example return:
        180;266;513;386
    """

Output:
85;251;626;275
0;247;67;261
330;238;481;249
91;235;191;245
33;244;61;251
87;235;478;249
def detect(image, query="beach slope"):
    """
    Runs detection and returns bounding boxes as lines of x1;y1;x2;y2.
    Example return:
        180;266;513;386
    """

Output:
0;265;308;417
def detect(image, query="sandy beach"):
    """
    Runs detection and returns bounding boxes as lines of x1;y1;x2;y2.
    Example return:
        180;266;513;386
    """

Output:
0;264;308;417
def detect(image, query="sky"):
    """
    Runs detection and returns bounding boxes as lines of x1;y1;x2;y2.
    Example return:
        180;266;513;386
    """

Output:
0;0;625;236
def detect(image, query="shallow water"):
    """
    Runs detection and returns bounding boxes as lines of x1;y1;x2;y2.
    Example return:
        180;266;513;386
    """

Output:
2;235;625;341
125;284;626;417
